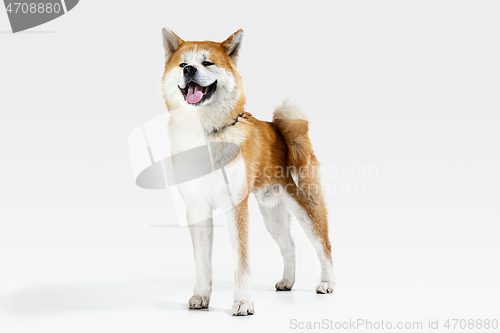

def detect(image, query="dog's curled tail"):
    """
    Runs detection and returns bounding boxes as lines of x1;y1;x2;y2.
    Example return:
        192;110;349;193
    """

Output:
272;99;315;183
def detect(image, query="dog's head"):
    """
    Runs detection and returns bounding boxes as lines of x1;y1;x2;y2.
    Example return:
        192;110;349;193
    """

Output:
161;28;245;114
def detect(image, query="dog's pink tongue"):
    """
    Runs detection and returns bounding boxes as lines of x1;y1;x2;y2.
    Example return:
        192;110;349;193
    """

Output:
186;84;203;104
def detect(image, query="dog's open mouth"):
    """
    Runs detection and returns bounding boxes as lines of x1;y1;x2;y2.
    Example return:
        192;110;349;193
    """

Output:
179;81;217;105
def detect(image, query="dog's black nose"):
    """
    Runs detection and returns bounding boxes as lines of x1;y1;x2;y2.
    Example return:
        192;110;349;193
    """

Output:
183;65;197;76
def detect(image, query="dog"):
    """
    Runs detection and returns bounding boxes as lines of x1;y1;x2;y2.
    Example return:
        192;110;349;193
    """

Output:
161;28;335;316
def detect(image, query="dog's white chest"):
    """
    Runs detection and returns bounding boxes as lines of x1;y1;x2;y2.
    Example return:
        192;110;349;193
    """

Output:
168;116;247;222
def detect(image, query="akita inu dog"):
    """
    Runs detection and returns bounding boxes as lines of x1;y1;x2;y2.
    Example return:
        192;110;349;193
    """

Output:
161;28;335;316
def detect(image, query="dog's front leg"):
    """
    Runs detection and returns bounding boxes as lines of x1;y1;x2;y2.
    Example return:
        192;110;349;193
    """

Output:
187;213;213;310
226;197;254;316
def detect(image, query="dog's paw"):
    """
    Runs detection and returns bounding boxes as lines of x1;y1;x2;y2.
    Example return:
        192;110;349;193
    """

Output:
188;295;210;309
232;300;254;316
316;281;335;294
275;278;294;291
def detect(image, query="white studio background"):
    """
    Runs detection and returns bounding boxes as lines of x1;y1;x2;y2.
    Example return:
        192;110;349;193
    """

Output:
1;1;499;332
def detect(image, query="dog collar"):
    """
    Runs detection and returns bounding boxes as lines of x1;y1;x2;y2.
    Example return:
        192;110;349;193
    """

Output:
211;112;248;134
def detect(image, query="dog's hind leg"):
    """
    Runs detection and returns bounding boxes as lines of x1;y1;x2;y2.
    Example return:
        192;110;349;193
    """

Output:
257;197;296;291
271;100;334;293
286;194;335;294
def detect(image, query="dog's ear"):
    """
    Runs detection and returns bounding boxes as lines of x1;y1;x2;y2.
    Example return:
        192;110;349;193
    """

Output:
162;28;184;62
221;29;243;66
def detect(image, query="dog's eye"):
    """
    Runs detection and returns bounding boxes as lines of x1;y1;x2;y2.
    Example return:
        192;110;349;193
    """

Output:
179;63;187;68
202;61;214;67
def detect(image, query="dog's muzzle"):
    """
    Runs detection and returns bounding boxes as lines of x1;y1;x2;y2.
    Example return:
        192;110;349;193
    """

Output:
179;80;217;105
